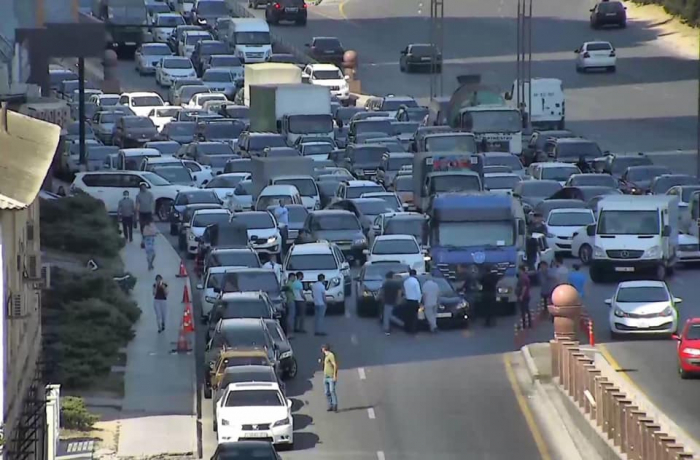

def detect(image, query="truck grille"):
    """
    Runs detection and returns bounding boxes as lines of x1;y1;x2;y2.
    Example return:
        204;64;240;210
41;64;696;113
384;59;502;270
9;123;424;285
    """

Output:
436;262;511;281
606;250;643;259
627;311;661;319
242;423;270;431
246;52;264;59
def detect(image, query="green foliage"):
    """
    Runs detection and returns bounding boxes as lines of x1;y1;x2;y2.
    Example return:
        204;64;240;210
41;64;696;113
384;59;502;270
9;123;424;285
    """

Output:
40;193;124;258
60;397;99;431
42;269;141;389
634;0;700;25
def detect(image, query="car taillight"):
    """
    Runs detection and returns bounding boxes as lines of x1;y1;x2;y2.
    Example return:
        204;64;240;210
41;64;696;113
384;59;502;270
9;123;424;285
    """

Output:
273;2;281;8
302;2;307;7
583;52;590;58
609;51;616;57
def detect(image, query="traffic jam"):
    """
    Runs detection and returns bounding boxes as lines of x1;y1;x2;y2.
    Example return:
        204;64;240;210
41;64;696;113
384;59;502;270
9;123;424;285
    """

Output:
51;0;700;456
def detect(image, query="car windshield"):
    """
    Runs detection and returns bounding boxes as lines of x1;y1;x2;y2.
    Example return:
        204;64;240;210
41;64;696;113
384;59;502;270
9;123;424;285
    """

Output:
652;176;697;194
541;166;578;181
186;34;209;45
287;254;338;270
598;210;660;235
598;1;624;12
219;300;269;319
204;123;244;139
627;166;672;182
98;112;119;124
212;251;260;268
687;325;700;340
466;110;521;133
484;155;523;171
363;263;409;280
258;195;295;209
557;142;602;160
234;182;253;195
141;172;172;186
616;286;668;303
167;122;196;135
125;117;155;128
373;238;419;255
153;167;192;184
347;185;385;199
314;38;342;49
519;181;562;197
288;115;333;134
234;31;271;45
176;191;220;205
436;221;515;247
142;46;171;56
337;108;365;122
401;108;429;122
212;56;242;67
303;144;332;156
235;213;274;229
431;175;481;193
313;70;343;80
548;212;594;227
587;42;612;51
353;148;386;165
200;43;228;55
204;71;235;82
485;175;520;190
199;143;234;155
382;99;418;111
313;214;360;230
224;389;282;407
681;187;700;202
394;176;412;192
410;44;437;56
384;218;425;241
222;272;280;294
157;15;185;26
208;176;245;188
250;136;287;150
570;175;616;187
425;135;476;152
86;146;116;161
193;212;230;227
164;58;193;69
224;106;249;118
274;178;316;196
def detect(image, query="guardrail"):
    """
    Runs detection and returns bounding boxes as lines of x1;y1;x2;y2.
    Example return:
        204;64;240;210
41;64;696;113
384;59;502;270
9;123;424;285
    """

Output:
551;340;695;460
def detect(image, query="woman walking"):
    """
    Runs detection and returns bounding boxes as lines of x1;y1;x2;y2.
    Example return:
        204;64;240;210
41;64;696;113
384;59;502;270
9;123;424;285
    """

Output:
153;275;169;333
142;219;158;271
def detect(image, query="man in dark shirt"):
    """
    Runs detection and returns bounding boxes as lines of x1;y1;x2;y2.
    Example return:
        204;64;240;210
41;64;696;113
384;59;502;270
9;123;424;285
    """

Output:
379;271;402;336
528;213;547;235
480;268;500;328
516;265;532;328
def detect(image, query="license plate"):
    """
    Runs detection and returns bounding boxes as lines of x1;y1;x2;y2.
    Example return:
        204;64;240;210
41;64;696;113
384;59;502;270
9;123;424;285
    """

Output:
325;50;335;54
636;320;649;328
286;7;298;11
614;267;634;272
421;57;431;61
437;312;452;318
243;432;268;438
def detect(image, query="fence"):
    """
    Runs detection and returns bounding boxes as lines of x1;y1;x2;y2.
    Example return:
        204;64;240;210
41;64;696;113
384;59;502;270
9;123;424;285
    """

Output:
551;340;695;460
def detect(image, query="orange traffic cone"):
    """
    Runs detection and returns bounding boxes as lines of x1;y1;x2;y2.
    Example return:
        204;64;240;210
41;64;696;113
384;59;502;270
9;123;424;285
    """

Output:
176;260;188;278
182;284;190;303
172;303;194;353
182;302;195;333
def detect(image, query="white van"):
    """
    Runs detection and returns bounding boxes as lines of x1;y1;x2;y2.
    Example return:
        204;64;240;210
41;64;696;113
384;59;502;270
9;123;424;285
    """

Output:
588;195;679;282
227;19;272;63
270;175;320;210
118;148;162;171
255;184;303;211
505;78;565;130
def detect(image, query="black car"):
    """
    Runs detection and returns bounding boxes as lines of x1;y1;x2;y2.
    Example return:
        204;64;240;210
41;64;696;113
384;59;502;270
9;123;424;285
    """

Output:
199;221;250;257
396;105;429;122
195;119;245;143
619;165;673;195
162;121;196;144
210;440;282;460
265;0;307;25
543;137;603;164
191;40;229;76
649;174;698;195
296;210;368;262
192;0;229;28
113;116;161;148
338;144;389;180
204;318;278;372
306;37;345;66
513;180;563;214
263;319;297;378
399;43;442;73
328;198;396;232
602;153;653;179
218;268;285;315
522;129;575;166
590;0;626;28
354;261;410;316
207;292;278;340
170;190;223;234
236;132;288;157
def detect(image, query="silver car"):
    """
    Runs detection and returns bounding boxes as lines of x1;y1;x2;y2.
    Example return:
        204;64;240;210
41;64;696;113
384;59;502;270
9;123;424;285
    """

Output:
135;43;173;75
202;69;239;99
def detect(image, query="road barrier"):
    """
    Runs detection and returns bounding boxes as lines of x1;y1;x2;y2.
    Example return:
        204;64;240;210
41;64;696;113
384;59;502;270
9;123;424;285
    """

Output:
551;340;696;460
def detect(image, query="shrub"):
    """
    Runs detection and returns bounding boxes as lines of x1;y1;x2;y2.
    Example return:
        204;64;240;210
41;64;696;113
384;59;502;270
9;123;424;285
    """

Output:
635;0;700;24
61;397;99;431
40;194;124;257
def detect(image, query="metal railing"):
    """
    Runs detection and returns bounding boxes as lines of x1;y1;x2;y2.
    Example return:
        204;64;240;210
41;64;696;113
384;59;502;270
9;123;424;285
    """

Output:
551;340;695;460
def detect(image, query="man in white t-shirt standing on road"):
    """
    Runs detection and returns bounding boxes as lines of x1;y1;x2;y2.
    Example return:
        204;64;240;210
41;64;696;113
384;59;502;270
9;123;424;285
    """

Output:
402;269;422;334
421;276;440;333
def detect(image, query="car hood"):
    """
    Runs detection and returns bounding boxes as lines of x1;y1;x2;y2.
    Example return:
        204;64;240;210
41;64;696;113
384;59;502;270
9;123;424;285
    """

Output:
164;68;196;76
289;269;341;284
615;301;671;314
169;134;194;143
218;406;287;424
627;179;652;190
361;279;383;292
125;127;159;137
430;246;518;266
547;225;585;238
313;229;364;242
247;228;278;240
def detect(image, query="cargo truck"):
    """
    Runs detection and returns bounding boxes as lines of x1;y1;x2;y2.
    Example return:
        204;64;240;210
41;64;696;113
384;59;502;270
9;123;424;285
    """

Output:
243;63;302;106
412;152;484;212
250;156;314;198
92;0;147;50
249;84;333;145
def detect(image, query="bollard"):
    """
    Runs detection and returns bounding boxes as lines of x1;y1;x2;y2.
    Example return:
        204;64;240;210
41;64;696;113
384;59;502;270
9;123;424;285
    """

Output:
615;397;633;450
625;407;642;459
643;422;661;460
656;435;674;460
585;368;601;416
588;319;595;346
596;380;614;429
665;444;684;460
610;392;628;447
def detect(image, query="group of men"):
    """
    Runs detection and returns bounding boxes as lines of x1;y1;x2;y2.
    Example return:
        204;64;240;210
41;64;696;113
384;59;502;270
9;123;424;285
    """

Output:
378;270;442;335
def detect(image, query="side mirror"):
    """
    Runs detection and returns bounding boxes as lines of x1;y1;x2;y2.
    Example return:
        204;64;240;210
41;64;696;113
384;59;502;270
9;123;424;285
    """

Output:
400;50;407;55
586;224;595;236
662;225;671;237
671;334;681;341
574;49;580;54
604;299;612;306
674;297;683;304
196;283;203;290
287;399;293;408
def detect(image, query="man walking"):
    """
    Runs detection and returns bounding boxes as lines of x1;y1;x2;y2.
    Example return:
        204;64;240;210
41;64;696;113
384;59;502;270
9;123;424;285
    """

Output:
516;265;532;329
273;199;289;225
402;269;422;334
153;275;169;333
312;274;328;336
538;261;557;317
293;272;306;333
135;183;156;248
117;191;135;242
320;344;338;412
421;275;440;333
283;273;297;338
379;271;402;335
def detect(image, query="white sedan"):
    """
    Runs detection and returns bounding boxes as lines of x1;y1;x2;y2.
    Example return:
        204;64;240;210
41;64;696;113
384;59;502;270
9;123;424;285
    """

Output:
155;56;198;88
185;92;228;109
204;173;252;201
148;106;182;132
135;43;172;75
575;41;616;73
365;234;427;273
607;280;681;338
185;209;231;256
545;208;596;255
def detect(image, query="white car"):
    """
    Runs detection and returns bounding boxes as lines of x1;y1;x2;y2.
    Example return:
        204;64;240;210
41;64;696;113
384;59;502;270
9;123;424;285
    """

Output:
205;173;252;201
607;280;681;338
118;92;165;118
360;191;403;212
135;43;173;75
677;233;700;264
182;159;215;187
152;13;186;43
179;30;212;58
575;41;616;73
185;92;228;109
185;208;232;256
232;211;283;255
148;106;182;132
89;93;120;108
283;241;351;312
484;172;521;194
529;162;581;186
545;208;596;255
197;266;231;320
302;63;349;101
215;382;293;447
271;175;320;210
225;179;254;212
365;235;426;273
155;56;198;88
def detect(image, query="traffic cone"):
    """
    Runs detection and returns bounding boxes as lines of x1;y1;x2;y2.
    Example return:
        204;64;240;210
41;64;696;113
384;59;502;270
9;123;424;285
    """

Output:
182;284;191;303
176;260;188;278
172;303;194;353
182;302;195;333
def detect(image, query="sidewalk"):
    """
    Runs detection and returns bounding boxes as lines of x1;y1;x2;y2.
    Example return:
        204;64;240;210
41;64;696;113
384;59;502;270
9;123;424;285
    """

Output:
117;232;197;457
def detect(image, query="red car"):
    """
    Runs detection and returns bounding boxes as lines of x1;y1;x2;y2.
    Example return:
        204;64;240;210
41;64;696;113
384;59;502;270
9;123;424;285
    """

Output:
673;318;700;379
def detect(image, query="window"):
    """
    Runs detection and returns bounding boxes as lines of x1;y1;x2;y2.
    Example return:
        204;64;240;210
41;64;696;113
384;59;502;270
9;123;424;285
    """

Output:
249;136;287;151
541;166;578;182
626;166;671;182
157;15;185;26
313;70;343;80
121;174;143;188
393;176;412;192
384;218;425;241
177;191;220;205
287;253;338;271
141;45;172;56
215;300;271;320
686;325;700;340
547;212;594;227
556;142;602;160
381;98;418;112
586;42;612;51
234;213;274;229
234;31;271;45
224;389;283;407
203;71;235;82
616;286;668;303
222;272;280;295
485;175;520;190
124;117;156;129
517;181;562;197
346;185;385;199
141;172;172;186
193;213;230;227
211;251;260;268
313;38;342;50
208;176;245;188
234;182;253;196
355;199;394;216
313;214;360;231
372;238;419;255
598;210;659;235
131;96;164;107
163;58;194;69
211;56;242;67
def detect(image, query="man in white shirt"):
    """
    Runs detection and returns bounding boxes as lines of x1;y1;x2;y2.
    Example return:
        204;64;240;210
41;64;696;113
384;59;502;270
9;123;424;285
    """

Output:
311;274;328;336
273;200;289;225
421;276;440;333
402;269;422;334
262;254;282;284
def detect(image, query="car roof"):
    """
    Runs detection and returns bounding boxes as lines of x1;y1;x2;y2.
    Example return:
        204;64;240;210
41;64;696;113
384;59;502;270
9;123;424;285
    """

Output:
537;162;579;168
617;280;667;289
308;63;341;71
553;137;591;144
290;241;335;255
220;292;264;301
345;180;380;187
260;184;300;195
225;381;281;392
310;210;355;217
193;208;230;216
219;317;266;330
485;172;520;179
548;208;593;215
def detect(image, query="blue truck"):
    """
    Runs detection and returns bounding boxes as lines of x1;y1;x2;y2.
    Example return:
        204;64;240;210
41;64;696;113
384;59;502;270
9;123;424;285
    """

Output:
427;192;527;314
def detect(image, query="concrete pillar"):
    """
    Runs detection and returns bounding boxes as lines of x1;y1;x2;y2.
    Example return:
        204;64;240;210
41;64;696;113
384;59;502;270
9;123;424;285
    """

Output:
548;284;582;341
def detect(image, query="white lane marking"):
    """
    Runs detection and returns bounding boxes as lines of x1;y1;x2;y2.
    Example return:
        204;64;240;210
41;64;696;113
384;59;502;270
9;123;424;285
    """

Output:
377;451;386;460
358;367;366;380
367;407;376;419
351;334;359;345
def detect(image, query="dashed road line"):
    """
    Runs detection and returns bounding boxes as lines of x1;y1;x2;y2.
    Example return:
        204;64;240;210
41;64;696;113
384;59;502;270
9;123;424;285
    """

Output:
351;334;359;345
367;407;376;419
376;451;386;460
358;367;366;380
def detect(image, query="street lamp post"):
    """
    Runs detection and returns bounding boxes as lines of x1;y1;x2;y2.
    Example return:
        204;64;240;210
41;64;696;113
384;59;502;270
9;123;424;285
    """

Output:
516;0;533;129
429;0;444;100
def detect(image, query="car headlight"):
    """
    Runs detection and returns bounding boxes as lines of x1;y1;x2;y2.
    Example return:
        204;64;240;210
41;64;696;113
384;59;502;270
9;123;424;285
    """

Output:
188;233;195;240
661;306;674;317
205;296;216;303
682;347;700;356
279;351;292;359
330;276;341;287
267;235;278;244
455;299;468;309
221;419;230;426
423;255;431;261
614;307;627;318
645;246;662;258
273;417;290;427
354;237;366;246
497;287;511;294
593;245;605;258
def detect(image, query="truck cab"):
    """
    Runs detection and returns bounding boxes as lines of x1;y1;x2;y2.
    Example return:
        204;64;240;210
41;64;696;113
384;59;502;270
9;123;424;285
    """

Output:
412;152;485;212
458;105;523;155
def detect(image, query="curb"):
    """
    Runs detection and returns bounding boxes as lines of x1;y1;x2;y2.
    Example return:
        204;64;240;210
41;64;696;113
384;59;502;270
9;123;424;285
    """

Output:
520;344;541;381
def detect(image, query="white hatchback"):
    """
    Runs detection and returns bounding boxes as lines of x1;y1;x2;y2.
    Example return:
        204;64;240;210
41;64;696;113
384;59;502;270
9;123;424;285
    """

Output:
607;280;681;338
365;235;427;273
185;208;231;256
575;41;616;73
546;208;596;255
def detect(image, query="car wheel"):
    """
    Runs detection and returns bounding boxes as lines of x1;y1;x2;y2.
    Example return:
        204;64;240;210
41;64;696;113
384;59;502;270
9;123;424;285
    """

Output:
656;264;667;281
680;366;690;379
589;265;604;283
285;358;298;379
399;62;405;72
405;63;412;73
578;244;592;265
156;199;173;221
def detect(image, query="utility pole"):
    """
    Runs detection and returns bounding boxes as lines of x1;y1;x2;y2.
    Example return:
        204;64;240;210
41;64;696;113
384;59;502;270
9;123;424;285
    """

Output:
516;0;533;129
429;0;444;100
78;57;86;165
696;32;700;179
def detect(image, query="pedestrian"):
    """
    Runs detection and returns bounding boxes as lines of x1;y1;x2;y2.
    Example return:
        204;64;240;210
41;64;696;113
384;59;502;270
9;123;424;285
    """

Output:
568;264;587;299
312;274;328;336
553;254;569;285
528;213;547;235
320;344;338;412
153;275;168;333
538;261;556;314
402;269;422;334
480;268;499;327
421;276;440;333
142;219;158;271
516;265;532;328
117;191;135;242
293;272;306;333
283;273;297;338
135;183;156;248
379;271;402;335
273;199;289;225
262;254;282;284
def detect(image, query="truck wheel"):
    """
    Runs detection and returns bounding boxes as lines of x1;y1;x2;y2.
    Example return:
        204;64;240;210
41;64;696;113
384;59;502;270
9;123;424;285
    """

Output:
578;244;592;265
589;265;604;283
